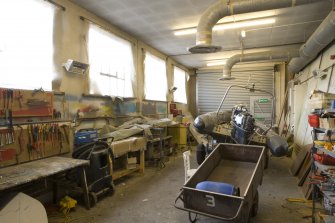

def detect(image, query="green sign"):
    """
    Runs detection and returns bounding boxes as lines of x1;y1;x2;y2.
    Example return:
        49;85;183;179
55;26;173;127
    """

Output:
258;98;269;103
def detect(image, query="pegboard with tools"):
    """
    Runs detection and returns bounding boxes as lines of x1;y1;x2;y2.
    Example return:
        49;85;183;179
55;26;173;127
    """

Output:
0;122;71;167
0;88;53;118
0;87;71;167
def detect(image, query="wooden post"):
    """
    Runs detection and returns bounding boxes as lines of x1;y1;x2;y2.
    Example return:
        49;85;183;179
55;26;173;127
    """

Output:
139;148;145;174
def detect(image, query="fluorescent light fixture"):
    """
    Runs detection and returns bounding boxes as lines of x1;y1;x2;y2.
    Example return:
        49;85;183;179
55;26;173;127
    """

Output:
174;18;276;36
174;29;196;36
207;60;227;67
214;18;275;31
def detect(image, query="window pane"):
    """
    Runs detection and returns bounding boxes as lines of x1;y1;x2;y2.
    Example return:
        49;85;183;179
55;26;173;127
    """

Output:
0;0;55;90
144;52;167;101
173;66;188;104
88;24;135;97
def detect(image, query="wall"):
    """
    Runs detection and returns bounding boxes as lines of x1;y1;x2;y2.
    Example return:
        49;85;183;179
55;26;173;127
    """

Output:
50;0;191;119
292;42;335;146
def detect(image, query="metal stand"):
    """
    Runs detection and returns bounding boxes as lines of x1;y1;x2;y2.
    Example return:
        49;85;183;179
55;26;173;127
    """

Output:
152;127;166;169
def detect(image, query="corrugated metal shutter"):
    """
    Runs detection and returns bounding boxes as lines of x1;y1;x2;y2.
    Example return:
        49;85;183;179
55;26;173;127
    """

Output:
197;66;274;118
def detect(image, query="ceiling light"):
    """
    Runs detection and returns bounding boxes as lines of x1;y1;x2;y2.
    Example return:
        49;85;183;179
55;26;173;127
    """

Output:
174;18;276;36
174;28;196;36
207;60;227;67
214;18;276;31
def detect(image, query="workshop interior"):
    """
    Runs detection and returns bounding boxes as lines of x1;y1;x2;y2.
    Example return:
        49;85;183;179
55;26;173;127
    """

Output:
0;0;335;223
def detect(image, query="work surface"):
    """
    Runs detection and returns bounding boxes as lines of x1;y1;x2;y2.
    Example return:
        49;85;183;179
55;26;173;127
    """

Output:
0;156;89;191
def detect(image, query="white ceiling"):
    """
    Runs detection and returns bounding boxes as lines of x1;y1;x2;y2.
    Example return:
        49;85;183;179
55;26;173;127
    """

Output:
71;0;332;69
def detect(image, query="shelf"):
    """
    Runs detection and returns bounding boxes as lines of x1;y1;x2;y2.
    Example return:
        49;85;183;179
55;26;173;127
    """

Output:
0;119;72;127
315;146;335;159
320;190;335;204
314;161;335;172
313;128;335;135
147;136;172;143
112;166;140;180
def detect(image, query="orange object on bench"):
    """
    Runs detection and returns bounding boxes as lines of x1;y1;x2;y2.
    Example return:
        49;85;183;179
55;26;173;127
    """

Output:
313;153;335;165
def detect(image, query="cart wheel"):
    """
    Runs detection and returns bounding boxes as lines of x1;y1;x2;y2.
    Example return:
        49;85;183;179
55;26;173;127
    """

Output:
188;212;198;223
108;182;116;196
241;206;251;223
89;192;98;207
251;190;259;217
196;144;206;165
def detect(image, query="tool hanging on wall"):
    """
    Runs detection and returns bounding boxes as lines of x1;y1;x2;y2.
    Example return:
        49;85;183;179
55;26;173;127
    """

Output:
15;90;23;108
25;123;69;160
0;104;14;147
32;87;44;96
2;89;7;109
1;88;14;109
0;128;15;147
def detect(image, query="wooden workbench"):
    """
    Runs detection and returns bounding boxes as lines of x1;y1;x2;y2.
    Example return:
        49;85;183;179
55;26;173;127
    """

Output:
0;156;90;209
109;137;146;180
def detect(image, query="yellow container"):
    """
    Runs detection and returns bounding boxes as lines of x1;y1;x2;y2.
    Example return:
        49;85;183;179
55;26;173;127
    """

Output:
168;124;187;147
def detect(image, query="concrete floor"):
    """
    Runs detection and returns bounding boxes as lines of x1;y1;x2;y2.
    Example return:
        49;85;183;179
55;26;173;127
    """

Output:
48;150;314;223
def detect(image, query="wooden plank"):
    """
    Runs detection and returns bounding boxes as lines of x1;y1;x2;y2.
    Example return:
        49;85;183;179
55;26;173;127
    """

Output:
112;167;140;180
297;150;312;186
301;169;313;200
290;144;311;176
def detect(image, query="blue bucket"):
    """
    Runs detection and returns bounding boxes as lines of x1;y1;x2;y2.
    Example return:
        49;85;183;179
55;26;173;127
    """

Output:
196;181;240;196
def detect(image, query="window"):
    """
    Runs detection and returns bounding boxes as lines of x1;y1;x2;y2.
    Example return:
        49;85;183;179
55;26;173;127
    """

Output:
173;66;188;104
0;0;55;90
88;24;135;97
144;52;167;101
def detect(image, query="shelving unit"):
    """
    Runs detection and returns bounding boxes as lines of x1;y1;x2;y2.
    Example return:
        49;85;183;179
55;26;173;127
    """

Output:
311;127;335;222
145;127;173;168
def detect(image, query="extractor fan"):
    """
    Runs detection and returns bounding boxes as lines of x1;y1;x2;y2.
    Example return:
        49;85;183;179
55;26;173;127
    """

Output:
63;59;89;75
312;69;327;79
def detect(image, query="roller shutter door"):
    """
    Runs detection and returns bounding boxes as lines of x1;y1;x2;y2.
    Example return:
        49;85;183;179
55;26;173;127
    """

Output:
197;66;274;123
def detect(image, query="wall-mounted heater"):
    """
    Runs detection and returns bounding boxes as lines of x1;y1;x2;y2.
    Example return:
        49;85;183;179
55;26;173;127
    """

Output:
63;59;89;75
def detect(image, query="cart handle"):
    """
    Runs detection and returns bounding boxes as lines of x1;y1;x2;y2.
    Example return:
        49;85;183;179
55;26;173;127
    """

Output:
174;189;245;222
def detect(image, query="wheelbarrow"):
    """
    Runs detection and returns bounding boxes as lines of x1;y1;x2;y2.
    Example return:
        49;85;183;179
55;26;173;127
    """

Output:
175;143;265;223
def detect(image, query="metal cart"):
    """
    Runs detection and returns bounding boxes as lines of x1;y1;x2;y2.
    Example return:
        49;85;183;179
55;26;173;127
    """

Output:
72;140;115;207
175;143;265;223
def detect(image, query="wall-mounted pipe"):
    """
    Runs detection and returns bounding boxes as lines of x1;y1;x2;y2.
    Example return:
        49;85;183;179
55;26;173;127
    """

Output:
221;50;299;80
288;9;335;73
189;0;327;54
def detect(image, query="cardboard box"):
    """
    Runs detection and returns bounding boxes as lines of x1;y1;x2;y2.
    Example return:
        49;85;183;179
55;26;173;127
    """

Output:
319;118;335;129
127;157;137;169
111;137;146;158
309;92;335;109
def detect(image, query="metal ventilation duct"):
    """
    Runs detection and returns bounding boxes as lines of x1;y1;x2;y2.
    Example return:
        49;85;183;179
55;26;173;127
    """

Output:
189;0;326;54
288;9;335;73
221;50;299;80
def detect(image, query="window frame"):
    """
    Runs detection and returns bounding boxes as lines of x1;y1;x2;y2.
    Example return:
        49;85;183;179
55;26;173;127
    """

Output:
143;51;168;102
173;65;188;104
87;23;136;98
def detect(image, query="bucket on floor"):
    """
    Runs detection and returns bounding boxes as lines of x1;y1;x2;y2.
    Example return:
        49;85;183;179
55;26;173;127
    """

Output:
196;181;240;196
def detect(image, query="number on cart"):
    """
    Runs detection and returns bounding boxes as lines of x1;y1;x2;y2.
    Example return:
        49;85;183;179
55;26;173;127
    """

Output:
205;195;215;207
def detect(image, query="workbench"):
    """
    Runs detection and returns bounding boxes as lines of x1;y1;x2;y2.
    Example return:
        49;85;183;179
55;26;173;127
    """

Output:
109;137;146;180
0;156;90;209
